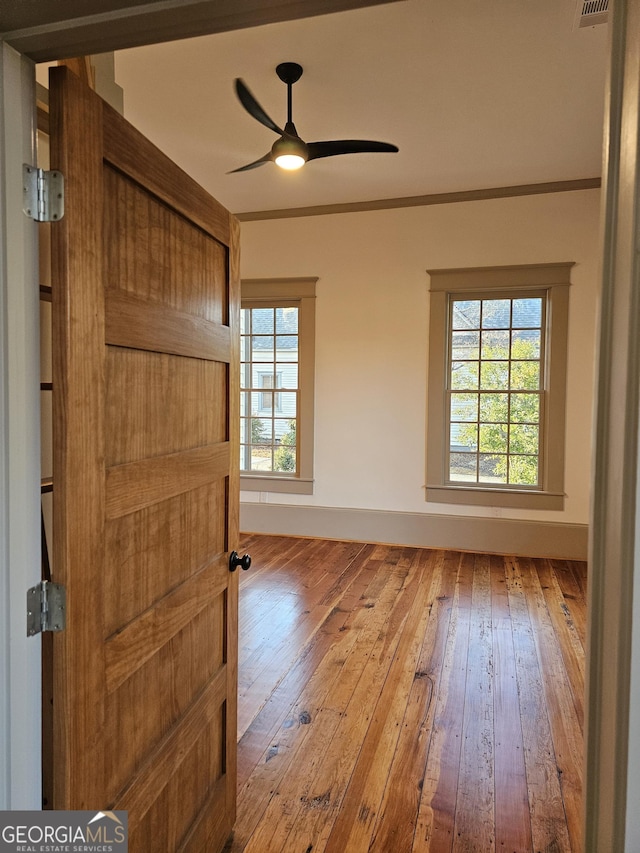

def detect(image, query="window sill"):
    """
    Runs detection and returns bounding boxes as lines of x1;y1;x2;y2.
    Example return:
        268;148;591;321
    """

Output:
425;484;564;510
240;475;314;495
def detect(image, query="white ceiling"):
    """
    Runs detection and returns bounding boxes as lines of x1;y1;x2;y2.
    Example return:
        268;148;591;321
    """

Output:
112;0;608;216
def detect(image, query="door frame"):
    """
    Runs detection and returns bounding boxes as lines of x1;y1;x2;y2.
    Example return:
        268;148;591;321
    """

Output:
1;2;640;847
0;41;41;809
584;1;640;850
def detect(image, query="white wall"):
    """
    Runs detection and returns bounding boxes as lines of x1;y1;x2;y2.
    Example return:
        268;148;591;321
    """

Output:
240;189;601;532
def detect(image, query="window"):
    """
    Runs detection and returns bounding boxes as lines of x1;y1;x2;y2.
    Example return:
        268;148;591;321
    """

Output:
426;263;571;510
240;278;316;494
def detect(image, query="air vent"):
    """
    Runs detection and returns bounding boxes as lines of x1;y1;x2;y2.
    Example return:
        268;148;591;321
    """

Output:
574;0;609;28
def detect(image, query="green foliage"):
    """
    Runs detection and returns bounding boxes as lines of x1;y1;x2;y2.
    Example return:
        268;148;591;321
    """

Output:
274;420;296;472
502;454;538;485
280;419;296;446
454;339;540;485
251;417;267;444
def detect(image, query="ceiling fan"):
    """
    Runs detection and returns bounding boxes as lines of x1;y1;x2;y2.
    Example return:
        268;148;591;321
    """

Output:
229;62;399;173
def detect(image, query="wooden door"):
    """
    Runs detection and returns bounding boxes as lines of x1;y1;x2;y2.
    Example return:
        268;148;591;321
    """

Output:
48;65;240;853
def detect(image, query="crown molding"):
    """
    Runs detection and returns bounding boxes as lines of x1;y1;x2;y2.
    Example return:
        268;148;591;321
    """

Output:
235;177;601;221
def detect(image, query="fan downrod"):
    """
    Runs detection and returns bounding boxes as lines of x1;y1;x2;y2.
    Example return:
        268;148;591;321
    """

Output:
276;62;303;85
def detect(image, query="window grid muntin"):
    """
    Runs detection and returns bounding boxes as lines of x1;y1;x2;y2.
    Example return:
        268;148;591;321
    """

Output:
446;292;547;489
240;305;299;476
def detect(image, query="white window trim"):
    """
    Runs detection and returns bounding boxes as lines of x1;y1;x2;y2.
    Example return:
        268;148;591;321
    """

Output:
426;263;572;510
240;277;316;495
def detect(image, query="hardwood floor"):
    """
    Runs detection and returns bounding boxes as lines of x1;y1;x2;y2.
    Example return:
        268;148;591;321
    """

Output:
226;534;586;853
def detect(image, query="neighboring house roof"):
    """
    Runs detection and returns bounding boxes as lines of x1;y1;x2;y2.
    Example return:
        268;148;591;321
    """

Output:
244;307;298;350
452;296;542;331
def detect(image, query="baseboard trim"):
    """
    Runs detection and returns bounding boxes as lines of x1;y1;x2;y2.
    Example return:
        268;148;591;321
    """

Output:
240;502;588;560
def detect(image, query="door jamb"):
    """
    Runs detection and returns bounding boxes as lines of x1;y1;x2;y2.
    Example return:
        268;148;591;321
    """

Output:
584;0;640;849
0;41;41;809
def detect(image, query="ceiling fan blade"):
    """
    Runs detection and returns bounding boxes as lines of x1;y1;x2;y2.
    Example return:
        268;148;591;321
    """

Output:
234;79;284;135
306;140;399;161
227;152;273;173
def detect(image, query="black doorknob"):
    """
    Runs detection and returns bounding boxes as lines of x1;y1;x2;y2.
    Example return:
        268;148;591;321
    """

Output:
229;551;251;572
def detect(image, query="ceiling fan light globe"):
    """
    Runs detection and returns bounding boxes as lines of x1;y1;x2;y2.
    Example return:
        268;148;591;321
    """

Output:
272;136;309;170
275;153;306;170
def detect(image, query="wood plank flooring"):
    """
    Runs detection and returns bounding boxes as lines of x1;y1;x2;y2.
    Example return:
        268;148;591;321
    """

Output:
225;534;586;853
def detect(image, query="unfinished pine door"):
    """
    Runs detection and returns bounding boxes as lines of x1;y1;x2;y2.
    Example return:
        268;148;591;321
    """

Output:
49;65;240;853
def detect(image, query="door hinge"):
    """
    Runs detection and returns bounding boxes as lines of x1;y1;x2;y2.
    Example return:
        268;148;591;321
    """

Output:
27;581;66;636
22;164;64;222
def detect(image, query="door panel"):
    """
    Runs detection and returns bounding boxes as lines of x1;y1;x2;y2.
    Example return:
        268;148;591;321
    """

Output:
49;65;239;853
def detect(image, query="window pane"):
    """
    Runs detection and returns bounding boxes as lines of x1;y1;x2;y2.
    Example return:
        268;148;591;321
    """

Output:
451;362;479;389
259;390;274;411
240;417;249;444
511;393;539;423
276;335;298;351
276;306;298;333
240;333;251;363
508;455;539;485
276;362;298;387
449;452;478;482
479;424;507;453
512;298;542;328
512;329;540;359
252;336;273;361
479;393;508;423
510;361;540;390
478;454;507;483
252;450;272;472
450;393;478;422
249;391;260;415
451;331;479;360
240;308;249;335
240;391;249;417
509;424;539;455
451;423;477;451
480;361;509;390
279;392;297;417
481;299;510;328
481;330;510;359
274;418;297;473
452;300;480;330
274;445;296;472
253;307;274;333
273;417;291;440
251;417;272;444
